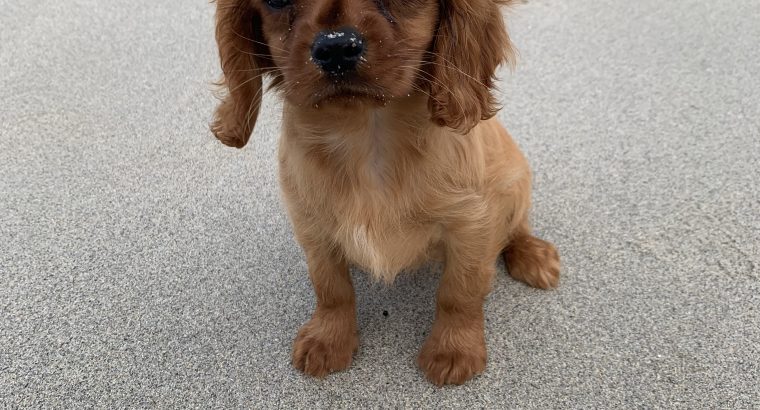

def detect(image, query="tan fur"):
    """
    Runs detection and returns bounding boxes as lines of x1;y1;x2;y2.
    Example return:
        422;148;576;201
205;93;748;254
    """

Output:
211;0;560;385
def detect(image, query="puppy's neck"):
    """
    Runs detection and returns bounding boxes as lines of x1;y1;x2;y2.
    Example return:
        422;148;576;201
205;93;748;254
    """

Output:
282;93;436;186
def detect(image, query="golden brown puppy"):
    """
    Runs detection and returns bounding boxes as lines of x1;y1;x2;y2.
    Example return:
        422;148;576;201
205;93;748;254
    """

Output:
211;0;560;385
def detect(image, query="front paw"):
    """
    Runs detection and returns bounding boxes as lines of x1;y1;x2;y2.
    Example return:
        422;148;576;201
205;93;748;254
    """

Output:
292;316;358;378
417;327;487;386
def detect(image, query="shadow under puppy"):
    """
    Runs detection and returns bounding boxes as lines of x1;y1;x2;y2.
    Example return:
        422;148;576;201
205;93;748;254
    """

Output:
210;0;560;385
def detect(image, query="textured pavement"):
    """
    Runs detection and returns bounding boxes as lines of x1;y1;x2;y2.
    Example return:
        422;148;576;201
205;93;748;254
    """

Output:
1;0;759;408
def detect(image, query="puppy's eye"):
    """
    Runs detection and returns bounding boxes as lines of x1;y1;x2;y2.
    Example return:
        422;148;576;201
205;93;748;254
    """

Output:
265;0;292;9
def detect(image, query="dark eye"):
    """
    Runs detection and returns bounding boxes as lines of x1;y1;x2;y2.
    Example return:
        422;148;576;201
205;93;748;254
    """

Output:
265;0;292;9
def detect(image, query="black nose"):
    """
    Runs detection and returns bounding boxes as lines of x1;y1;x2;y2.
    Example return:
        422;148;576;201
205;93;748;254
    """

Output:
311;28;365;74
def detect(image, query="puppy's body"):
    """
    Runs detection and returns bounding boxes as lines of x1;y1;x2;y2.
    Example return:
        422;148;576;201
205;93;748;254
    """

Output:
211;0;560;385
280;95;530;283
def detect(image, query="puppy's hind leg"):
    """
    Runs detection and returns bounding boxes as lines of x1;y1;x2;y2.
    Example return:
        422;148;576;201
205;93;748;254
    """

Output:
503;222;561;289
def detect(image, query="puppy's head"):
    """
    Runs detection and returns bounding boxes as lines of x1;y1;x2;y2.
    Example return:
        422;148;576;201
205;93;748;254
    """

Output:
211;0;514;147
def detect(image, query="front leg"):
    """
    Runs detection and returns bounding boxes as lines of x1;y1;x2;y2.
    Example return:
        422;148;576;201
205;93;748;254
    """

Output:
292;245;358;378
418;229;497;385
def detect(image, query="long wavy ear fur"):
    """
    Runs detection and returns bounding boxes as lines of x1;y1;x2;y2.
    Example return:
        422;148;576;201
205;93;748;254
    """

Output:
428;0;516;133
211;0;269;148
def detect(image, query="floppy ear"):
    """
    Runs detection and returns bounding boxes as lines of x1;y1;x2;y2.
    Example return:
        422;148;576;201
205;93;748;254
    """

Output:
428;0;515;133
211;0;270;148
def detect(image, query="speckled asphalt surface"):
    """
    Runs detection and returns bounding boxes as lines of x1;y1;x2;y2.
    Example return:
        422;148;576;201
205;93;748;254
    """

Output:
1;0;759;408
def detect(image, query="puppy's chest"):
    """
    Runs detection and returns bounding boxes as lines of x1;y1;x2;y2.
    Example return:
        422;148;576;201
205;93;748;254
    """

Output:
330;194;439;282
284;119;440;280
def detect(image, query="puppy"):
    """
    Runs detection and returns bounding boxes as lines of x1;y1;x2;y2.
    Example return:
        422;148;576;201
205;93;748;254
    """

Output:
211;0;560;385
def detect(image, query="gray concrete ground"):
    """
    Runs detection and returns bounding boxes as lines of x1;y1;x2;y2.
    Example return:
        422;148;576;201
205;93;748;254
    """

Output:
1;0;759;408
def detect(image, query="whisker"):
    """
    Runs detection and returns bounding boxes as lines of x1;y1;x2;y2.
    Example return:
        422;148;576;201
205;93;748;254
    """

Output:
232;46;274;60
420;51;493;89
244;82;266;134
227;73;265;94
230;28;288;53
397;64;467;116
390;46;496;91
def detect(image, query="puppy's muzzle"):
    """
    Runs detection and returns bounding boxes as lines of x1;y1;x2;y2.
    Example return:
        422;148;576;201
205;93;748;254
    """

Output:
311;27;365;75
